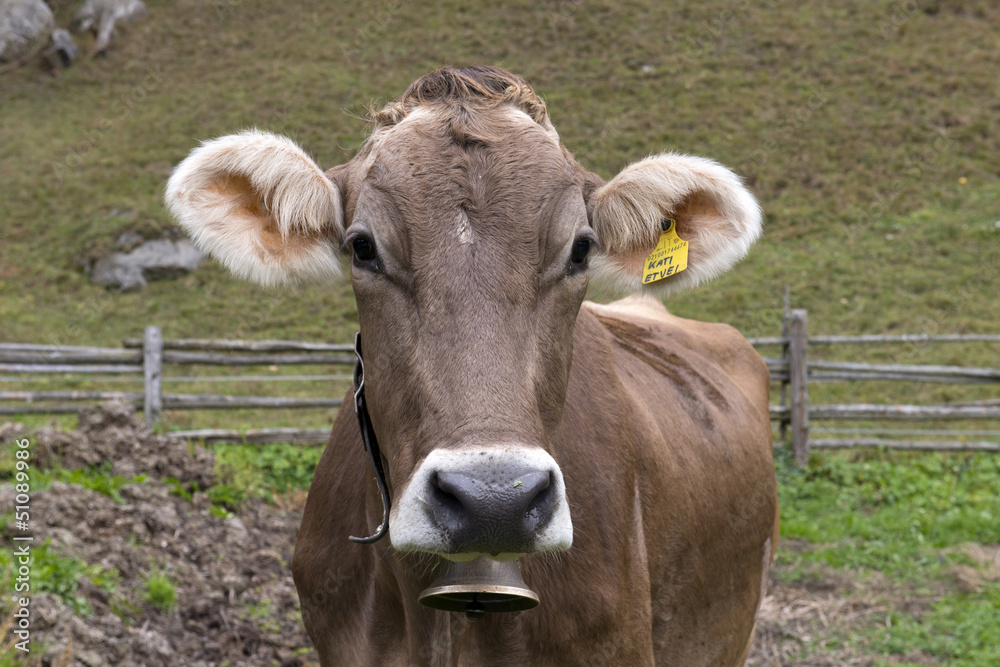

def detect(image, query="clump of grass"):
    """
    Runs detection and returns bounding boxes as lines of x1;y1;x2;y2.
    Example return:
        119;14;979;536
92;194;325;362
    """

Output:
0;540;116;617
56;462;146;504
142;569;177;612
212;442;323;503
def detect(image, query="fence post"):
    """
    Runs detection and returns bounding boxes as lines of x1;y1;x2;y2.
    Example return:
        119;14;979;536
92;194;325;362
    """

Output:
143;326;163;428
779;287;790;444
789;309;809;465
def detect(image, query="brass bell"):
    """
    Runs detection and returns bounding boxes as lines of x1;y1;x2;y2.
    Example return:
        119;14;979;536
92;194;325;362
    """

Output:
418;556;540;622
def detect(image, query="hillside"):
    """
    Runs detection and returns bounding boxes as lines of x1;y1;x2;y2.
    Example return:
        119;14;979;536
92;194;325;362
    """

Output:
1;0;997;349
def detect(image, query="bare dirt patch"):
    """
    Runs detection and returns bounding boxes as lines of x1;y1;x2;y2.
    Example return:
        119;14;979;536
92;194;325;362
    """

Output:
747;557;942;667
1;402;317;666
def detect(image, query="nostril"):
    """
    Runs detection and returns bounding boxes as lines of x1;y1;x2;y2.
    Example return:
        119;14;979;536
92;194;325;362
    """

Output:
431;473;468;528
521;471;556;532
431;474;464;513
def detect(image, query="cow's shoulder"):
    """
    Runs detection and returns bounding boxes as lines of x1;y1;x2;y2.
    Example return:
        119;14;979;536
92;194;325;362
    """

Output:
580;295;768;394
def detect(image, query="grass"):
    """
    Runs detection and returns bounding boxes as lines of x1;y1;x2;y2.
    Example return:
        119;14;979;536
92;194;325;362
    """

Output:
771;447;1000;665
2;0;998;349
1;0;997;437
54;463;147;504
0;540;117;617
141;569;177;612
200;441;323;516
0;447;146;502
212;442;324;498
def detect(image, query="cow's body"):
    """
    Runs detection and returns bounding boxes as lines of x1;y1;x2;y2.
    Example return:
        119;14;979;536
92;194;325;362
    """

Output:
294;297;776;666
165;66;777;667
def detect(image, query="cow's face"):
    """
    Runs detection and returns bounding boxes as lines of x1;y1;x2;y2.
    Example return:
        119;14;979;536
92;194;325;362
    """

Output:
166;66;762;561
339;105;589;557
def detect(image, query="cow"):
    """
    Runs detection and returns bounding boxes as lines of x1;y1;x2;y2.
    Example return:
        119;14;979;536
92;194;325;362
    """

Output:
165;66;778;666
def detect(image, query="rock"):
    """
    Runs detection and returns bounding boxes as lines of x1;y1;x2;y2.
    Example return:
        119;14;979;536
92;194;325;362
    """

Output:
225;517;250;547
221;572;248;596
76;650;104;667
71;616;108;646
73;0;148;54
43;28;76;68
0;0;54;63
91;238;204;292
115;230;144;250
138;500;181;534
134;628;174;658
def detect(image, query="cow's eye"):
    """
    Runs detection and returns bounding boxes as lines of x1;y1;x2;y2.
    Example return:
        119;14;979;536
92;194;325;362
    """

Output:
570;238;591;265
352;235;378;263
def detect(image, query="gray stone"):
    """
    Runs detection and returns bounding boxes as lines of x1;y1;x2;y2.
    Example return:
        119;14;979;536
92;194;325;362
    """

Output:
224;516;250;547
138;500;180;534
91;238;204;291
77;650;105;667
0;0;54;63
115;230;143;250
43;28;76;68
133;628;173;658
73;0;149;54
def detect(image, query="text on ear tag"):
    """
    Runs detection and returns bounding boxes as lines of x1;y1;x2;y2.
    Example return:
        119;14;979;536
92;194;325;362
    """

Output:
642;218;688;284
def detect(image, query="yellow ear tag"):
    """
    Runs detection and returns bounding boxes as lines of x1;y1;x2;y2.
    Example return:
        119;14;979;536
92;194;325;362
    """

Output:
642;218;688;284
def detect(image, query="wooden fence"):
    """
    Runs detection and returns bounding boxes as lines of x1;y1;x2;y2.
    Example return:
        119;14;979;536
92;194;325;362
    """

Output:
756;309;1000;464
0;326;354;444
2;316;999;460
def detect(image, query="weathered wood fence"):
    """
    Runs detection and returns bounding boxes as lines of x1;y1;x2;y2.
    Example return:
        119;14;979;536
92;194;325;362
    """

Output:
756;309;1000;464
2;315;999;458
0;326;355;444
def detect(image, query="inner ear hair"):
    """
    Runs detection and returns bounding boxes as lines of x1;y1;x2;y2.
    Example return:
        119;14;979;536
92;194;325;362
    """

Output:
165;130;345;286
587;152;762;295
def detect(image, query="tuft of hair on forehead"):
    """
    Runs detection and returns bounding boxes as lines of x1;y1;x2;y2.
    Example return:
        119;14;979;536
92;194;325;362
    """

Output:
370;66;551;130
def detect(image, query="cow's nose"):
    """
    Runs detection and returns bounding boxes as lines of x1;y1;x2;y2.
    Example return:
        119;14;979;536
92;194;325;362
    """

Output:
429;469;555;554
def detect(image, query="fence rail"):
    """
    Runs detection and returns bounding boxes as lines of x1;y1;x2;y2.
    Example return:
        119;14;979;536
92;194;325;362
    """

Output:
2;313;998;454
764;309;1000;464
0;325;355;438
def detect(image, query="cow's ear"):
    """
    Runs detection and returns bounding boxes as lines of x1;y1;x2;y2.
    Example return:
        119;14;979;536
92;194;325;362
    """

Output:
165;130;344;287
586;153;762;295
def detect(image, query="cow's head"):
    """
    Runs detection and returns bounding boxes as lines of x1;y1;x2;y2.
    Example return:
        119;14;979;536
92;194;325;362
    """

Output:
166;66;761;561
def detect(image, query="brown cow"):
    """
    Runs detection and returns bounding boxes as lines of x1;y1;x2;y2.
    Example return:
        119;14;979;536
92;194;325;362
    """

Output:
166;66;778;666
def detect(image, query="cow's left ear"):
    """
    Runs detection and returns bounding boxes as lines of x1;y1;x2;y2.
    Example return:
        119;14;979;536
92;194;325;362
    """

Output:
586;153;762;295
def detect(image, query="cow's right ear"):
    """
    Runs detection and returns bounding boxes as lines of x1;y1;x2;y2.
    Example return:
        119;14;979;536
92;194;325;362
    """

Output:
165;130;344;287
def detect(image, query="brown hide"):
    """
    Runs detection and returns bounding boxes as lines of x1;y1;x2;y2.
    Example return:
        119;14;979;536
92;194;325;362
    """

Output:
293;298;776;666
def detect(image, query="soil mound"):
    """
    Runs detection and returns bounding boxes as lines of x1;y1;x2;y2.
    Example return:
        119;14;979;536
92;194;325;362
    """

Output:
33;400;214;488
1;402;316;666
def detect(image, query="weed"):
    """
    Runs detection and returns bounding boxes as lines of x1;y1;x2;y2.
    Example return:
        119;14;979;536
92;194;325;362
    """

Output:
207;504;235;520
56;463;146;504
142;570;177;612
164;476;198;502
0;540;117;617
212;443;323;501
205;483;245;513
